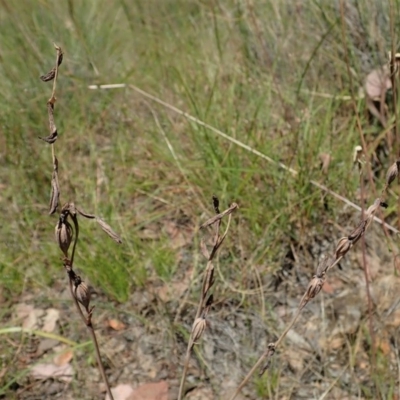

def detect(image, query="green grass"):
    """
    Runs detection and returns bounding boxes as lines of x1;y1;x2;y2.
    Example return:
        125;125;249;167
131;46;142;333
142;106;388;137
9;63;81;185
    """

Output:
1;0;400;398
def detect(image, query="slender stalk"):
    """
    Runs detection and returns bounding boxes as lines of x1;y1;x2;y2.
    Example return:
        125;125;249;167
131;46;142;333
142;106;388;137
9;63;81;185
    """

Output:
40;45;117;400
67;278;114;400
359;167;376;369
389;0;398;156
178;203;237;400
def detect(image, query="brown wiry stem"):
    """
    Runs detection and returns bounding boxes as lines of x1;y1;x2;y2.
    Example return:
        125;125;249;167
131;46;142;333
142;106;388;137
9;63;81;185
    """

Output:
389;0;398;157
42;45;115;400
359;166;376;369
49;44;61;166
66;275;114;400
178;201;237;400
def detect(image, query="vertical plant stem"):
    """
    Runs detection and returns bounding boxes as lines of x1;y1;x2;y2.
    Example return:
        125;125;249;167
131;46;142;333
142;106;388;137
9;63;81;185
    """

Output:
67;279;114;400
178;204;236;400
359;170;376;370
389;0;398;156
43;44;115;400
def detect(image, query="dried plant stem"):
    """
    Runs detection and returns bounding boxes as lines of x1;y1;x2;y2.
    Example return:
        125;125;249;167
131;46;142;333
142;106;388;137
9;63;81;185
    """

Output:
178;201;237;400
49;44;61;165
40;45;118;400
66;277;114;400
359;171;376;368
389;0;398;156
50;44;61;102
389;0;400;230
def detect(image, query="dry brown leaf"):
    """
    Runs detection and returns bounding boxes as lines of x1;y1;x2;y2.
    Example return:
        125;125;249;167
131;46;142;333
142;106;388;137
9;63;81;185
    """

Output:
319;152;332;174
386;309;400;328
365;66;391;100
53;349;73;366
127;381;168;400
42;308;60;333
376;335;391;355
30;363;73;383
185;385;213;400
106;384;135;400
108;319;126;331
14;303;44;330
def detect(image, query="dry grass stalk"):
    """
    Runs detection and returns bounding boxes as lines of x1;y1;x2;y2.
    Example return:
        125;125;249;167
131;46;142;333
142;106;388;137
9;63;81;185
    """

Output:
39;45;122;400
229;162;395;399
177;198;238;400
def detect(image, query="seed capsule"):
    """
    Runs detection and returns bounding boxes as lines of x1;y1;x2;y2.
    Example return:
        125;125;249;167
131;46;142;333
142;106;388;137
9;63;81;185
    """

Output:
74;279;91;312
55;220;73;257
190;318;207;349
386;162;399;186
335;237;351;260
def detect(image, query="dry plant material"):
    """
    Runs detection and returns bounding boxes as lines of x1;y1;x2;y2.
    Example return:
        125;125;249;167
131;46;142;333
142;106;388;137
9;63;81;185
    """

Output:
49;157;60;215
95;216;122;243
364;65;391;127
38;45;121;400
178;198;237;400
40;47;63;82
229;161;394;399
73;277;91;313
386;160;400;186
55;217;73;257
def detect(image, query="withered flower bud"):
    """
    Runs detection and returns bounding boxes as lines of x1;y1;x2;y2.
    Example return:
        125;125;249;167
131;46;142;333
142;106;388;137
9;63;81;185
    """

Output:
304;274;325;304
364;198;383;231
348;220;367;244
202;266;214;298
365;198;381;219
386;161;399;186
335;237;351;260
49;171;60;215
190;317;207;349
212;195;220;214
55;219;73;257
259;343;276;376
74;278;91;312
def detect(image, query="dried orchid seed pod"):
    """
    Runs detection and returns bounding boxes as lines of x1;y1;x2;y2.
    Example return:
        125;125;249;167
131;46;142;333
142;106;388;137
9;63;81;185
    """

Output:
306;274;325;301
74;279;91;312
335;237;351;260
55;219;73;257
386;161;399;186
348;220;367;244
190;317;207;349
